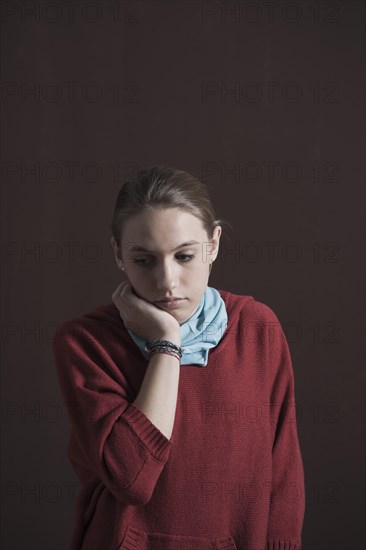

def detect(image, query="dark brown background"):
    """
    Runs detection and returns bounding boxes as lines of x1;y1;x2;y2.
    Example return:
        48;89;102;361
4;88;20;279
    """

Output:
1;1;365;549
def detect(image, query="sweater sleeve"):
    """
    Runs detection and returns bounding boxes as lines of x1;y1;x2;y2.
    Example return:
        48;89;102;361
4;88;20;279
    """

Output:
52;320;173;507
265;313;305;550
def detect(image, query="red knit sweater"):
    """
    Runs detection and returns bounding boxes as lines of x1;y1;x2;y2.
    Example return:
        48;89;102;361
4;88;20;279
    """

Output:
52;289;305;550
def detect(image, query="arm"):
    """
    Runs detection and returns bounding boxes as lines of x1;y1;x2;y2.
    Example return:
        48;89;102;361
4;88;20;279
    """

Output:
265;318;305;550
133;333;181;440
52;321;176;507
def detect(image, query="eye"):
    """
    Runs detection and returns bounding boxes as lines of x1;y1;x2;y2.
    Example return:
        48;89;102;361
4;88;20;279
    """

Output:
133;254;195;266
133;258;150;266
176;254;195;262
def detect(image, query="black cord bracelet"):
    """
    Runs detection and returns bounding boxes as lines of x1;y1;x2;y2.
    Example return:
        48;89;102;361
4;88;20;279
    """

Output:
144;339;184;360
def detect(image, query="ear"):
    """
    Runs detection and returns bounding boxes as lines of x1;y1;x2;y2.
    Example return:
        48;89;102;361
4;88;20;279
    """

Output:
110;237;124;271
210;225;222;261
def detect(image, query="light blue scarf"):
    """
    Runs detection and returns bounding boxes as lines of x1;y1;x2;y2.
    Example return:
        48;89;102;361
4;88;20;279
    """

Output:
120;286;228;366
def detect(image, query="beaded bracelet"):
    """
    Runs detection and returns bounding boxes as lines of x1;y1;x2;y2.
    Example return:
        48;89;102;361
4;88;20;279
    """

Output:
144;339;184;363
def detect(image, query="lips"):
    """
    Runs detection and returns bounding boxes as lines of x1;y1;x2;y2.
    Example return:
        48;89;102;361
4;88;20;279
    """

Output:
158;298;183;302
155;298;186;309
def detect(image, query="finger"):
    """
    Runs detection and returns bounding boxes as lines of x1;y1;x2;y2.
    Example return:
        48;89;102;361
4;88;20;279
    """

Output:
112;281;129;302
119;281;131;296
116;280;130;294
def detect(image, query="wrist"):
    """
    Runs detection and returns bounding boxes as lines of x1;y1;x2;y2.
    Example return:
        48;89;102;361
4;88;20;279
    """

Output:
157;333;181;347
145;337;183;363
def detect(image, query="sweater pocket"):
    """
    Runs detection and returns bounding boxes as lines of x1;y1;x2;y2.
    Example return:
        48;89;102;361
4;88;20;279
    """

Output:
118;524;238;549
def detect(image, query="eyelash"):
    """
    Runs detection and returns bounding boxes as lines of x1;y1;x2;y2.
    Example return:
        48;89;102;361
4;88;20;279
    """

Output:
133;254;195;266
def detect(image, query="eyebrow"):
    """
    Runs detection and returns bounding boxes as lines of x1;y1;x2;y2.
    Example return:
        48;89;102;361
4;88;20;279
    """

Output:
126;240;200;253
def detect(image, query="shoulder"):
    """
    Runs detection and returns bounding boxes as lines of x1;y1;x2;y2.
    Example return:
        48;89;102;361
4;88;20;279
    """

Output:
216;288;286;348
53;303;121;347
217;287;282;326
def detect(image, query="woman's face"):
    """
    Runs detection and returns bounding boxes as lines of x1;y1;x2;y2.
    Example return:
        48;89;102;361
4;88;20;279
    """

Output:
111;207;221;325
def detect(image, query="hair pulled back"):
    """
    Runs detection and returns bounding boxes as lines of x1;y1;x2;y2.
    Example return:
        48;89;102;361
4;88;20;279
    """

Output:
111;165;232;248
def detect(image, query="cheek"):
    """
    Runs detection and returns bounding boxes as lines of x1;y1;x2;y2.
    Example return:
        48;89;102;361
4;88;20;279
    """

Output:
132;272;148;285
123;268;142;286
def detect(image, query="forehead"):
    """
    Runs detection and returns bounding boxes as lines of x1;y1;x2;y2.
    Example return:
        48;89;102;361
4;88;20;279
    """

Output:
121;208;207;252
123;208;205;235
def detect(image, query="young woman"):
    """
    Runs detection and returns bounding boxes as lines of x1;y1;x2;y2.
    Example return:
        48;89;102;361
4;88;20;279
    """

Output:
53;165;305;550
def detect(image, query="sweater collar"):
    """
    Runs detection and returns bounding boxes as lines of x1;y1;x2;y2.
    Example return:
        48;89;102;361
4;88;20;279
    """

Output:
121;286;228;367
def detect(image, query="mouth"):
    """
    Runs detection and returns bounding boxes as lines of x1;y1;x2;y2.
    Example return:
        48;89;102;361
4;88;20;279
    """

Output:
155;298;186;309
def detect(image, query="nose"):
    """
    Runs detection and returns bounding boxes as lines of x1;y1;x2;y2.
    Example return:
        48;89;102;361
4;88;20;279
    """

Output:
155;259;178;292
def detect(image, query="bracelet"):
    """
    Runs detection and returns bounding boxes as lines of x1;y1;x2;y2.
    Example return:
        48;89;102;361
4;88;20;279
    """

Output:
144;339;184;363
